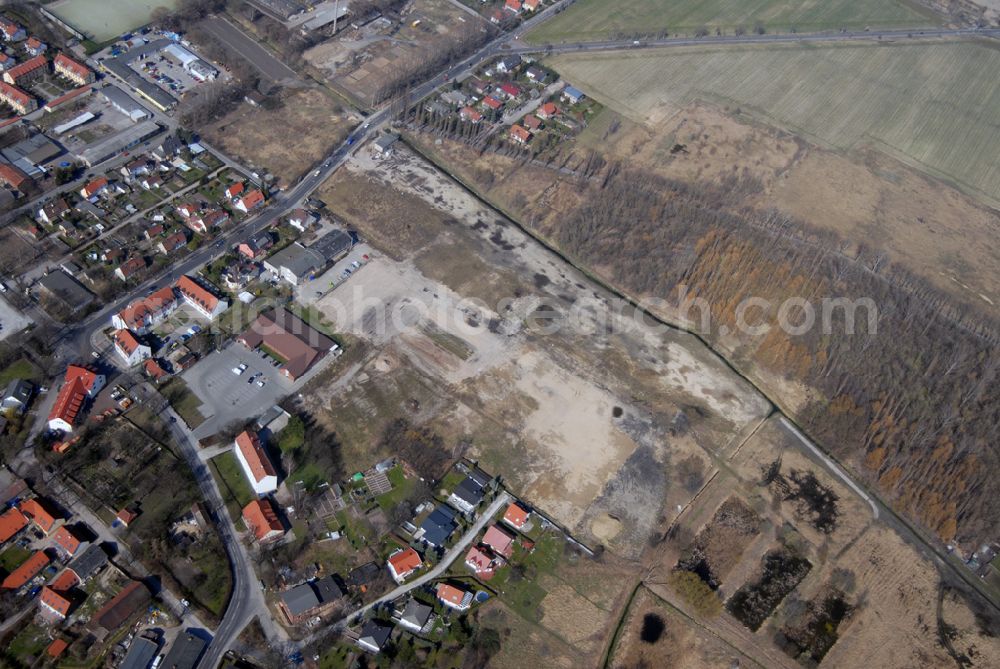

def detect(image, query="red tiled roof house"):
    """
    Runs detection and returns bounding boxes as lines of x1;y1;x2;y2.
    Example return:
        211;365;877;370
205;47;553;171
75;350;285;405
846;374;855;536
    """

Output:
47;365;105;433
234;430;277;495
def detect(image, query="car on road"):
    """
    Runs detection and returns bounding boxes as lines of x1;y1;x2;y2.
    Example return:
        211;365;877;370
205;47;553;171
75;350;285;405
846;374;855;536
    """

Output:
351;260;361;269
313;169;321;176
232;363;247;375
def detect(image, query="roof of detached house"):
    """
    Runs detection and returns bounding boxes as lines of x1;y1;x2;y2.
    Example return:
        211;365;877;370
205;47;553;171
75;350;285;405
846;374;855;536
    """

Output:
388;547;422;575
48;365;101;429
113;329;142;356
2;550;50;589
0;507;28;542
503;502;529;528
20;498;58;533
436;583;469;606
235;430;276;483
482;525;515;557
242;498;282;541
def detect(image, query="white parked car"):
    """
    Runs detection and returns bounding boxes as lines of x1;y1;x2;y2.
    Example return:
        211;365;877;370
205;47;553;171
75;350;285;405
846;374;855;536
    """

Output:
232;362;248;375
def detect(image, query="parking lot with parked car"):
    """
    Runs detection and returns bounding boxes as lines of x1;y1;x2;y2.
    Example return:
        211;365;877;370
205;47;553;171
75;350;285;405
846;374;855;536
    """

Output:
180;342;289;439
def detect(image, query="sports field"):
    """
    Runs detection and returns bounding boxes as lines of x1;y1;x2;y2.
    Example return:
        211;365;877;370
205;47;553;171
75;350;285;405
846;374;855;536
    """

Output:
551;40;1000;203
527;0;938;43
48;0;178;41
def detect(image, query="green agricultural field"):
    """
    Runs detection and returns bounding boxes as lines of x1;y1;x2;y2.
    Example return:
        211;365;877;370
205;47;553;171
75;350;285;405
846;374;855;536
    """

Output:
528;0;938;43
550;40;1000;204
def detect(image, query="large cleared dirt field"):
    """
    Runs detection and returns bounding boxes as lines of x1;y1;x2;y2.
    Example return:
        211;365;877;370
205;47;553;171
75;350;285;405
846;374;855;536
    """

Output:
528;0;937;43
550;40;1000;208
306;142;769;553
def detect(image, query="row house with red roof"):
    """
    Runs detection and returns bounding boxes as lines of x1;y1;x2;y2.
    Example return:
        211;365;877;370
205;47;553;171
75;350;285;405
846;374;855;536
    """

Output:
53;53;94;86
176;274;228;320
113;329;151;367
111;287;178;334
3;54;47;87
0;80;36;114
47;365;105;433
234;430;278;495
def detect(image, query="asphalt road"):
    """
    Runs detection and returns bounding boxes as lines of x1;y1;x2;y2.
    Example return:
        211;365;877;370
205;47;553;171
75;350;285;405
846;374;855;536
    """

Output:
200;17;300;83
162;402;291;669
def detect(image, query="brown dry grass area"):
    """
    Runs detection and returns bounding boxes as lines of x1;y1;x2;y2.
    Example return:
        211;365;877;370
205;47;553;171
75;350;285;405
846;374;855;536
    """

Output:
318;169;444;259
610;587;758;669
770;145;1000;309
539;584;610;650
414;235;530;309
480;601;584;669
821;524;953;668
938;587;1000;667
201;88;350;187
686;496;762;586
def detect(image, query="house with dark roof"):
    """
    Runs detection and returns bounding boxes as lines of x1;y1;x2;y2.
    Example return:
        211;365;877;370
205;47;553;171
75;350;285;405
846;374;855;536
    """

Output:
120;636;160;669
397;598;432;633
278;575;343;624
68;544;108;582
2;378;33;414
38;270;95;313
159;631;206;669
416;505;457;548
357;619;392;653
262;242;325;285
447;473;490;515
90;581;150;632
238;231;274;260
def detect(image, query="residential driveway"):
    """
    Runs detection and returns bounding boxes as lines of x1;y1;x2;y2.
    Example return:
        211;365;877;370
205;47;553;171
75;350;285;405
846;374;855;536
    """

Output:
182;342;291;438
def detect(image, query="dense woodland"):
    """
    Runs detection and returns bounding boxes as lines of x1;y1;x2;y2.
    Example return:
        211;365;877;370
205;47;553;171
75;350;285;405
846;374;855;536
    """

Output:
552;167;1000;548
